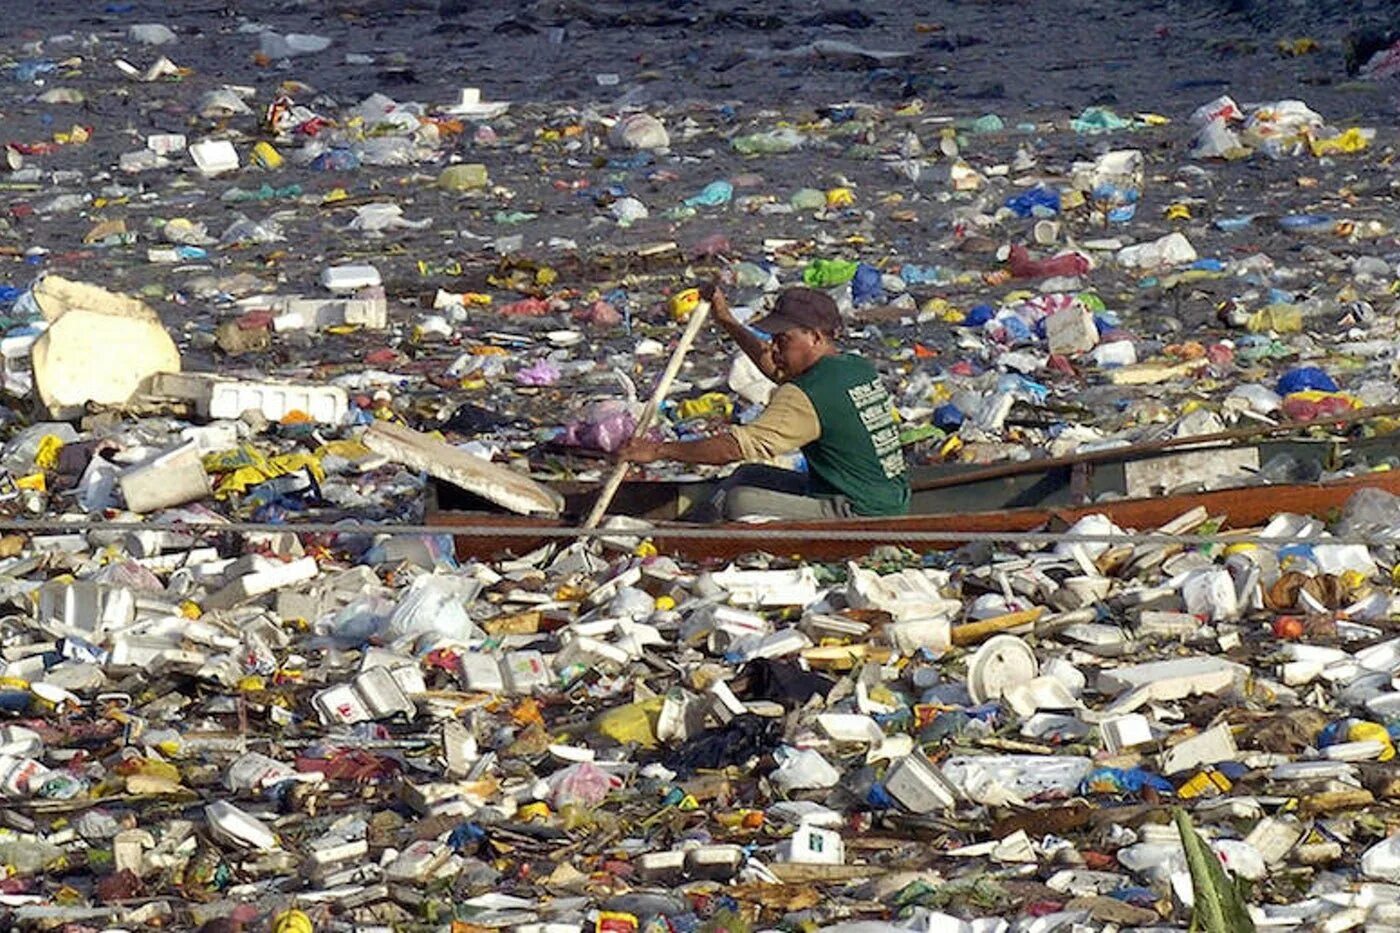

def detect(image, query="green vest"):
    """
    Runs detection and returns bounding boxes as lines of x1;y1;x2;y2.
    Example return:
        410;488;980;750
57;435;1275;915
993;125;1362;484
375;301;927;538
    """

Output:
790;354;910;516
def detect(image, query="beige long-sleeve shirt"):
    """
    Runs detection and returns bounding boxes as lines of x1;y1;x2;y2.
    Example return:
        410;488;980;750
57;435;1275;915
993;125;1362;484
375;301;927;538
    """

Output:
728;383;821;462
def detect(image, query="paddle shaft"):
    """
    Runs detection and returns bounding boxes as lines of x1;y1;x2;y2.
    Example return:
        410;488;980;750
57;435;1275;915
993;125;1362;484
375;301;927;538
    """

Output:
913;402;1400;493
583;300;712;529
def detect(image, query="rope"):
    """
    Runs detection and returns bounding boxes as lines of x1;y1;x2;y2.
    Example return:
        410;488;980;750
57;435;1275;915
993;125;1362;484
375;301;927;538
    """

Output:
5;516;1400;549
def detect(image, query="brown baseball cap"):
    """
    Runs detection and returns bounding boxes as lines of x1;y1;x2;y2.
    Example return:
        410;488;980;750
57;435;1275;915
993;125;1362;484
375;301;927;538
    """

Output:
749;287;843;335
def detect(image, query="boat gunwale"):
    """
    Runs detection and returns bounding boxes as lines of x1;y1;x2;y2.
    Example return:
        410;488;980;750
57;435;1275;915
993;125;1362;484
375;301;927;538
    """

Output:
427;467;1400;560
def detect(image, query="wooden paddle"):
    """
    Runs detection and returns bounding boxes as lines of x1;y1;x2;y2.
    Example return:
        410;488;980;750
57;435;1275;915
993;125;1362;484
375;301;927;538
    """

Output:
913;402;1400;493
583;300;712;529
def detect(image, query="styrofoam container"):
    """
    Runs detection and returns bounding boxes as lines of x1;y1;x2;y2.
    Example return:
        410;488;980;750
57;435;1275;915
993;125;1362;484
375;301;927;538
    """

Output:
1159;722;1237;775
119;441;211;513
554;635;629;674
181;421;242;454
686;844;744;880
732;627;811;662
353;666;415;720
275;295;388;331
636;849;686;880
776;824;844;864
888;617;951;655
459;653;505;693
0;754;52;798
39;580;135;638
313;682;372;725
501;650;551;694
147;133;187;154
883;750;958;813
817;713;884;745
224;751;300;793
766;800;844;828
1046;305;1098;356
385;840;451;882
188;139;239;176
309;837;369;868
1244;816;1303;867
1100;713;1153;753
208;379;348;424
1003;675;1081;717
362;647;422;675
707;567;819;607
688;604;770;650
1269;761;1356;781
108;634;175;668
208;556;320;609
320;264;382;293
343;295;388;327
708;679;748;721
1324;740;1387;761
0;726;43;759
205;800;277;850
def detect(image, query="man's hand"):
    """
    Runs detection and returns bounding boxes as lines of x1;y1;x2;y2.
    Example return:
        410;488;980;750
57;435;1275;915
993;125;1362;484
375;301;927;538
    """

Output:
617;437;666;464
617;432;741;467
703;283;737;330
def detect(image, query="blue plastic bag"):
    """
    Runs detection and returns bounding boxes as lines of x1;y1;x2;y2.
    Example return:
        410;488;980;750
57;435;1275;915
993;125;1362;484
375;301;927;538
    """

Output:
1276;366;1338;395
851;262;884;306
1005;185;1060;218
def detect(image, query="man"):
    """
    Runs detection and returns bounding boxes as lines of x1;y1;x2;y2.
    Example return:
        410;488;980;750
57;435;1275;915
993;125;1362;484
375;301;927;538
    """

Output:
619;285;910;521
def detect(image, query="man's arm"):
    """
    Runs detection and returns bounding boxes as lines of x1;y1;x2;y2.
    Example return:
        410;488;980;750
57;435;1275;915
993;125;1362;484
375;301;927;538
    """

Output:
709;286;780;381
619;385;818;468
619;432;743;466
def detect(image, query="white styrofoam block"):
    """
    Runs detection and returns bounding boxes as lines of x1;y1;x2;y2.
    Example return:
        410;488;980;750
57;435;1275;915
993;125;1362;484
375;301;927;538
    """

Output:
320;264;382;293
189;139;239;176
1100;713;1153;753
208;380;349;424
1046;305;1098;356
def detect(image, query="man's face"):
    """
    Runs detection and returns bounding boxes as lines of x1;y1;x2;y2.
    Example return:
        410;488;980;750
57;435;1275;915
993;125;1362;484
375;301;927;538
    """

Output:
769;327;825;378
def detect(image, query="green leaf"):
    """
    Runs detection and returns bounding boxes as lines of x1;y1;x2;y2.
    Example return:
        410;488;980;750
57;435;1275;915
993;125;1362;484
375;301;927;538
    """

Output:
1174;807;1256;933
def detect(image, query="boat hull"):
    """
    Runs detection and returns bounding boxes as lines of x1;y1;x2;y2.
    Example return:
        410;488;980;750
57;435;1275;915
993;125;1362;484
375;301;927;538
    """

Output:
426;468;1400;562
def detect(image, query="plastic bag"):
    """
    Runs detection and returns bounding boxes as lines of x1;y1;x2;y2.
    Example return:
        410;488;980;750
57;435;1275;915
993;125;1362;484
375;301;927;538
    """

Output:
1276;366;1337;395
802;258;858;287
558;400;638;454
385;574;484;643
850;262;884;306
549;762;622;808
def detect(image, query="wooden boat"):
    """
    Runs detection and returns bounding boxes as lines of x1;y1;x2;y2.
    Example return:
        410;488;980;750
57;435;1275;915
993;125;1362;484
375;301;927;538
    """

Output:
907;433;1400;514
425;459;1400;563
424;407;1400;562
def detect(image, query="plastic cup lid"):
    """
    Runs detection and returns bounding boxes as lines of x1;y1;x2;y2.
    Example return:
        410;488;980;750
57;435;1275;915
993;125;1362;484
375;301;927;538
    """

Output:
967;634;1039;704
